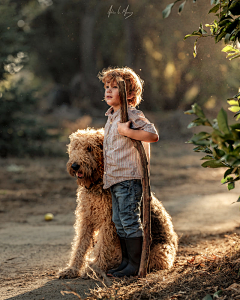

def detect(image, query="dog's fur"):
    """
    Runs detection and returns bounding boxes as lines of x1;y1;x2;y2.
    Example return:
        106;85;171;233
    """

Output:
58;128;178;279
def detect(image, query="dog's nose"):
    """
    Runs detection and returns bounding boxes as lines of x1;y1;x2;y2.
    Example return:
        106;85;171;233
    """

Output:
71;163;80;171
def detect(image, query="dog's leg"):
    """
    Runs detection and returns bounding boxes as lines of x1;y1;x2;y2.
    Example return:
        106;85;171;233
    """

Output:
84;222;121;278
58;209;93;279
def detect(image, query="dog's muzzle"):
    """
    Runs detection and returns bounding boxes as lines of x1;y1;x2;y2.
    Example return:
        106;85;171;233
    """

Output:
71;163;80;171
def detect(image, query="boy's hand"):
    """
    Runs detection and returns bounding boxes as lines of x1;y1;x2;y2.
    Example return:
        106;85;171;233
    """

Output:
117;121;131;136
117;121;159;142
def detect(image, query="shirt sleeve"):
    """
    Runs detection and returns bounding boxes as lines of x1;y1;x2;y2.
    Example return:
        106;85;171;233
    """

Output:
128;108;158;135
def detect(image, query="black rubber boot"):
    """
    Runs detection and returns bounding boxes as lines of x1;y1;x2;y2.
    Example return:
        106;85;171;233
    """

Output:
113;237;142;277
107;237;128;275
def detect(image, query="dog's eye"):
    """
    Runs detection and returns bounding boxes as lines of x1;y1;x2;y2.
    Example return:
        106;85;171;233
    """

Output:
87;146;92;152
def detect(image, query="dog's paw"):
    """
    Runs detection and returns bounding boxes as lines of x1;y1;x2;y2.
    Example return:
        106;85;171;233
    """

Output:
58;267;79;279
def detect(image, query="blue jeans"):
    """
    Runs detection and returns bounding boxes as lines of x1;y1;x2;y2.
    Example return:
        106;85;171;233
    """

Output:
110;179;143;238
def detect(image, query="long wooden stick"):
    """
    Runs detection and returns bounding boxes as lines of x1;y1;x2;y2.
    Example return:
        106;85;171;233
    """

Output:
117;79;152;278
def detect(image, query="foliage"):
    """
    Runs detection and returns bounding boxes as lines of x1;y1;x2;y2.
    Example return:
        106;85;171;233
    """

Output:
1;0;239;112
0;0;30;81
185;99;240;200
163;0;240;59
163;0;240;200
0;78;55;157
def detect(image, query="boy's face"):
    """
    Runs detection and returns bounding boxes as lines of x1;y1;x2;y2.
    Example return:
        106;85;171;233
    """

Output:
104;80;121;112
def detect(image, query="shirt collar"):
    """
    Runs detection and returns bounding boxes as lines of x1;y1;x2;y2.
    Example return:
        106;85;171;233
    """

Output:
105;105;134;117
105;106;120;117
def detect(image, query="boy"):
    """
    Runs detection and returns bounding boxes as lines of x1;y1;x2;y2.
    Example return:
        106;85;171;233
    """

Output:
98;67;159;277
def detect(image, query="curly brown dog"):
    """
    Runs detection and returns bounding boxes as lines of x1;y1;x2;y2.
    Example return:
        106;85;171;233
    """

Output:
58;128;178;279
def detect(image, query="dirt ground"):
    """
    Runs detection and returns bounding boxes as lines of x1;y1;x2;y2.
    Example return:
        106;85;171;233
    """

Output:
1;138;240;300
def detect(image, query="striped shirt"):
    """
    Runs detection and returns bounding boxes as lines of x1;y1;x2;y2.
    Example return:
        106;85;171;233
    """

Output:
103;106;158;189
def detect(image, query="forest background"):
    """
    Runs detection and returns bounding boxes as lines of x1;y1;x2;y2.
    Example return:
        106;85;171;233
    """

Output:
1;0;240;158
2;1;240;299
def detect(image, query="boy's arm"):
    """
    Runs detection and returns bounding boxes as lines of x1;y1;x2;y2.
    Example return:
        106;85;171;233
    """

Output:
117;121;159;143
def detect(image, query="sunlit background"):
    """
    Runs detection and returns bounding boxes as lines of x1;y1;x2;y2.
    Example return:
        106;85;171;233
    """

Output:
1;0;240;157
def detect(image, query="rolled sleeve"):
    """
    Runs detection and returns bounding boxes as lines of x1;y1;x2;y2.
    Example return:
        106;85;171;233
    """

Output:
128;108;158;135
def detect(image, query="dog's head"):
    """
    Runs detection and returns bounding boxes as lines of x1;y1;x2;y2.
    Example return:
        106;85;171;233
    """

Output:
67;128;104;188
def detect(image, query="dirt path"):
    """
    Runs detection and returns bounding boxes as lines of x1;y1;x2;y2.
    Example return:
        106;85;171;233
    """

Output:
1;141;240;299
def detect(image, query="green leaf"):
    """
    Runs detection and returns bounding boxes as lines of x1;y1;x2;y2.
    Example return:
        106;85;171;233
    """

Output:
222;45;238;53
221;154;238;165
225;20;239;34
233;159;240;167
219;18;232;27
221;176;232;184
228;106;240;113
224;168;234;178
187;119;202;128
178;1;186;13
224;33;231;44
215;30;227;43
184;31;201;40
184;109;194;115
217;108;230;134
199;23;207;34
226;52;240;58
233;142;240;149
237;196;240;202
229;0;240;15
233;92;240;98
229;54;240;60
212;147;225;159
201;160;226;168
201;155;215;160
192;146;213;153
202;295;213;300
208;3;220;13
193;132;211;140
228;182;235;190
213;290;223;298
187;117;212;128
162;3;175;19
227;100;239;105
193;39;197;57
191;103;207;119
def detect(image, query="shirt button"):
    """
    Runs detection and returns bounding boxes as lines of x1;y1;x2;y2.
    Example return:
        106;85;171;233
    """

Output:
110;122;112;124
104;172;106;174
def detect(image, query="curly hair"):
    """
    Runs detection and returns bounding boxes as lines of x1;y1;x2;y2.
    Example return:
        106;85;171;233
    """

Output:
98;66;144;107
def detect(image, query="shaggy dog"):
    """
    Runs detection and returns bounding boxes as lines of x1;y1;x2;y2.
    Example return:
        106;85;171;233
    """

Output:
58;128;178;279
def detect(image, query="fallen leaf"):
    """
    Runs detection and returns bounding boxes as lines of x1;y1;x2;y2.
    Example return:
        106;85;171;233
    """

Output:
225;283;240;291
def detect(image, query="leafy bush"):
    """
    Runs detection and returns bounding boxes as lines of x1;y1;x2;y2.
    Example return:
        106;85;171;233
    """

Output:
163;0;240;59
0;79;55;157
185;92;240;201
